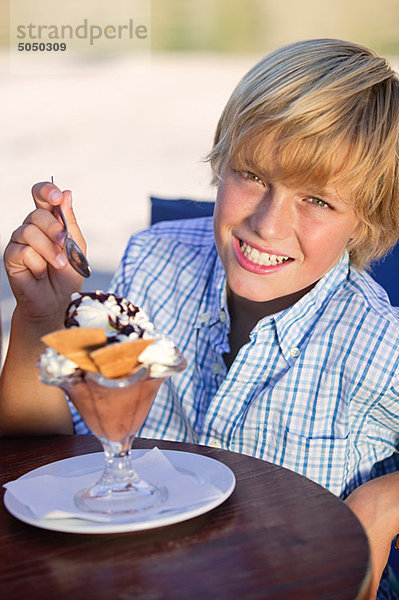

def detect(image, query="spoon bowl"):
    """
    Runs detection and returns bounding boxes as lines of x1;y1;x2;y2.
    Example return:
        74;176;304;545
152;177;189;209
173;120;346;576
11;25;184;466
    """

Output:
57;206;91;278
51;177;91;278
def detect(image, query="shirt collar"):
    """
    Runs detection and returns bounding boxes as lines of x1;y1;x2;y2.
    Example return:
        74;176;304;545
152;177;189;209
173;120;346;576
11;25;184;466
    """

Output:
194;248;350;356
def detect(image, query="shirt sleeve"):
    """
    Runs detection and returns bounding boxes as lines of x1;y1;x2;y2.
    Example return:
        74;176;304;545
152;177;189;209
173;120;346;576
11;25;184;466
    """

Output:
66;393;90;434
107;230;150;298
363;373;399;484
377;565;399;600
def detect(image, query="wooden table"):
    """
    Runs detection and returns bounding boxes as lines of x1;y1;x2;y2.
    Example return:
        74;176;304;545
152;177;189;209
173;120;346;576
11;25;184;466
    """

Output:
0;435;371;600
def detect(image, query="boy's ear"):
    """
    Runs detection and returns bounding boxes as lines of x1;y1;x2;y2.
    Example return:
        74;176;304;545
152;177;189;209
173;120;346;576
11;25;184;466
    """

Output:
345;222;367;263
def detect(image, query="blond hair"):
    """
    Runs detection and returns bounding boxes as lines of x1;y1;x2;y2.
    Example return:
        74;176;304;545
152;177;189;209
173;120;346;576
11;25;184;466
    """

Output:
208;39;399;269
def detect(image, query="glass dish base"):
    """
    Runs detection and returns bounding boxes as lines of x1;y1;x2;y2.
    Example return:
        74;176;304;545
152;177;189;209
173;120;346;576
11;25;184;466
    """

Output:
74;479;168;516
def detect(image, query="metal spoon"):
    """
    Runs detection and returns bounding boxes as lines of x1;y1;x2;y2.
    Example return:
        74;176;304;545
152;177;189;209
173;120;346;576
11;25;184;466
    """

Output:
51;177;91;278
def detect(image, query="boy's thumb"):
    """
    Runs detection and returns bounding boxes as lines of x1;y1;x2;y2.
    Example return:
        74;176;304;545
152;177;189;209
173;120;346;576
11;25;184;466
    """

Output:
61;190;79;226
60;190;86;251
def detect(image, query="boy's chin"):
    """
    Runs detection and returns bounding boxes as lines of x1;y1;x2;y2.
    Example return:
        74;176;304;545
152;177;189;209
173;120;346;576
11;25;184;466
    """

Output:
227;281;280;304
227;277;318;307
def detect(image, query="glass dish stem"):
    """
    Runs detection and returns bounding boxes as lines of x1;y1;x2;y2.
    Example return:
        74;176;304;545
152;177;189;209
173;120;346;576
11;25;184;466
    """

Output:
75;436;167;515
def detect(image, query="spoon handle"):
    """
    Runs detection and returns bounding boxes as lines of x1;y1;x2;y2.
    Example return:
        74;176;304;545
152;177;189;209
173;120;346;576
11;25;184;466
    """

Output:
57;204;68;232
51;178;68;235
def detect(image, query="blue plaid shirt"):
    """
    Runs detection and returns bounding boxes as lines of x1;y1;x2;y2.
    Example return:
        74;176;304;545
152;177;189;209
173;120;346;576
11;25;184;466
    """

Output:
70;217;399;598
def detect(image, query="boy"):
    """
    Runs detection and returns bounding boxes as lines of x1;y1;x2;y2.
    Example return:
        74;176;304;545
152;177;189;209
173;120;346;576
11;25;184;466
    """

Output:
1;39;399;598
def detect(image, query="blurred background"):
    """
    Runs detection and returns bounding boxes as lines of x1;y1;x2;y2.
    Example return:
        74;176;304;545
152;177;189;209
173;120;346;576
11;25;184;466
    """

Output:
1;0;399;355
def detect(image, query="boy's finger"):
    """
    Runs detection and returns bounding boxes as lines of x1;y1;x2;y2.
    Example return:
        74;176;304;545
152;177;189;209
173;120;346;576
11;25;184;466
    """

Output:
7;244;51;281
9;224;69;271
31;181;63;210
23;208;66;248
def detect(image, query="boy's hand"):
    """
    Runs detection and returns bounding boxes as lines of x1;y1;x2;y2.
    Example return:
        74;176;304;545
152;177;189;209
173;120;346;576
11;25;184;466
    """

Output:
4;182;86;323
345;473;399;600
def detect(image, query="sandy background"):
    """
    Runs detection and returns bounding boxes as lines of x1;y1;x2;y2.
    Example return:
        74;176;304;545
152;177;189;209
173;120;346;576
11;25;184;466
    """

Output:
0;50;263;354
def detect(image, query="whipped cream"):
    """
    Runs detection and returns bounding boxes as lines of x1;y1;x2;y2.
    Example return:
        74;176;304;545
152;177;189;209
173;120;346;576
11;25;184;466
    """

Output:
139;337;184;378
39;348;78;382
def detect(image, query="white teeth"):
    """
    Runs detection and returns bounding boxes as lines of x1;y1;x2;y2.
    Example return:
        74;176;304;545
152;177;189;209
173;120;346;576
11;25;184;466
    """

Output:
240;241;290;266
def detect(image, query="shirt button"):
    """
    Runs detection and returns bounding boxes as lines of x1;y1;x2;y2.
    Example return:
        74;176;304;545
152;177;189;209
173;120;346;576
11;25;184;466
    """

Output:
219;309;227;323
199;312;211;325
212;362;222;375
290;346;300;358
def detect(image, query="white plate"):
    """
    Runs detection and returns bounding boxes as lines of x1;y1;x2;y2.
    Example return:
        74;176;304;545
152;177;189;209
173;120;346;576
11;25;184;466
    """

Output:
4;450;236;534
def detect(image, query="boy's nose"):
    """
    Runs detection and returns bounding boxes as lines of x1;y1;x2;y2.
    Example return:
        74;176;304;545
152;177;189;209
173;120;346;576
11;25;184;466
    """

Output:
249;195;294;240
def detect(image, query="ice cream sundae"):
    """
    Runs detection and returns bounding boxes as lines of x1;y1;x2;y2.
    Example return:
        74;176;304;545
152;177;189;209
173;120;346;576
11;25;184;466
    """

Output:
38;291;186;515
40;291;182;380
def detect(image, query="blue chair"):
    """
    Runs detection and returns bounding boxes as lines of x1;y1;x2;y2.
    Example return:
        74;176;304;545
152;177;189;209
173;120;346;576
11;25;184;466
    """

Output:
369;246;399;306
150;197;398;305
150;196;214;224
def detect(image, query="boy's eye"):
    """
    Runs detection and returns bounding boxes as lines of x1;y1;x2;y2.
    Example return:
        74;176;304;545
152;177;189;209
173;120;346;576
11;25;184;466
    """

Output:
242;171;265;186
307;197;330;209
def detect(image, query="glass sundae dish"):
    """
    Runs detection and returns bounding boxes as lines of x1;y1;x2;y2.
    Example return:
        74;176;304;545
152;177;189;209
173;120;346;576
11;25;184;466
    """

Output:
39;292;186;517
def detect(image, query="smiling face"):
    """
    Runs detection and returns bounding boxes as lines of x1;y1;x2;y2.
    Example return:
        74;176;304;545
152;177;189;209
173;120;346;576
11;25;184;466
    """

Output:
213;165;360;304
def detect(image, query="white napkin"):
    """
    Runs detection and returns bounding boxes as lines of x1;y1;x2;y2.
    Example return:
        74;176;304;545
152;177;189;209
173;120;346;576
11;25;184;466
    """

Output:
4;447;224;522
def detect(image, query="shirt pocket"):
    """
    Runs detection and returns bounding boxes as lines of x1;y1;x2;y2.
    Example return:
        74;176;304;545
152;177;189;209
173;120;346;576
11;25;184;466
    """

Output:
252;427;349;496
234;381;349;441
